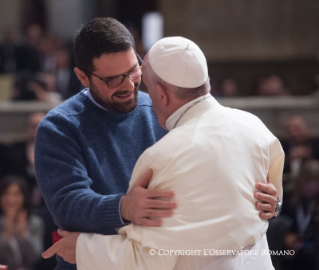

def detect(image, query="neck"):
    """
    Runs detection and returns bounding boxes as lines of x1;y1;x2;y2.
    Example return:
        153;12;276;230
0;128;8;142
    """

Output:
161;93;209;127
165;93;212;130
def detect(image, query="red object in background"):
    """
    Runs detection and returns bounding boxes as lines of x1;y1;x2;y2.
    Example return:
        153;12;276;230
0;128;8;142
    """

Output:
52;230;63;244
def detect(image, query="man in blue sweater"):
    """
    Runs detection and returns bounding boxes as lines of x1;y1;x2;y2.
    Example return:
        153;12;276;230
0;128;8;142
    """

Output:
35;18;279;270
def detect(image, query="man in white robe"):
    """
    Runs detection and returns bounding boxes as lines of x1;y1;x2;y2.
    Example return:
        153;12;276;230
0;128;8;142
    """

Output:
43;37;284;270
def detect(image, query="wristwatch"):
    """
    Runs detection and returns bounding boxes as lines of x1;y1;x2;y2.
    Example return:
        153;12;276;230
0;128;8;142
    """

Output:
273;198;282;218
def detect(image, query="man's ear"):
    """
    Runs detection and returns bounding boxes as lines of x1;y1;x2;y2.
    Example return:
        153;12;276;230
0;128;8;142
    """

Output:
156;83;169;107
74;67;90;87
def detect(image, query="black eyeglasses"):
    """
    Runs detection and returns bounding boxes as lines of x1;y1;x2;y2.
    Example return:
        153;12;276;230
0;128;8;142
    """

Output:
87;66;142;89
86;54;143;89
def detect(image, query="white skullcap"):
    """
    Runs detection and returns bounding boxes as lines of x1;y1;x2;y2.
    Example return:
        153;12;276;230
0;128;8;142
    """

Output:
148;36;208;88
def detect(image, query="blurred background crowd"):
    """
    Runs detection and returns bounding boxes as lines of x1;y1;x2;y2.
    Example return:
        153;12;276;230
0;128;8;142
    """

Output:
0;0;319;269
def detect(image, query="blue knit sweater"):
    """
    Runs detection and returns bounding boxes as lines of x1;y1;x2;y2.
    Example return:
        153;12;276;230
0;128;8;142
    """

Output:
35;89;167;269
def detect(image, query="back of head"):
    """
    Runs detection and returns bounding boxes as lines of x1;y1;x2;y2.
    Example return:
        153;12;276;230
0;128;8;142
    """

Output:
145;36;210;100
74;17;135;75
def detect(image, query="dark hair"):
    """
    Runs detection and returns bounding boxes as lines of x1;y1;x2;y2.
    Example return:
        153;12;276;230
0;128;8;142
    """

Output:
0;175;32;217
73;17;135;75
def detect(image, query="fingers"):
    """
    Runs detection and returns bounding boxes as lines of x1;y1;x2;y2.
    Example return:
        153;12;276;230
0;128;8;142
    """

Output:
144;209;174;218
122;171;176;225
255;182;277;197
255;192;276;220
0;265;8;270
146;189;175;199
42;242;59;259
259;212;274;220
254;191;277;206
255;182;277;220
255;201;273;212
134;169;153;188
146;199;177;209
131;206;175;225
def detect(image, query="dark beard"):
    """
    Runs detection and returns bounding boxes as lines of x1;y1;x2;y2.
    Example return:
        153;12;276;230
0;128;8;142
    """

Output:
90;82;139;114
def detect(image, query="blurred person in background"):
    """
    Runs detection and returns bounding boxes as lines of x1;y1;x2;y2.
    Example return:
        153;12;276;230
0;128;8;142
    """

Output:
38;35;55;73
0;27;19;74
209;78;219;97
12;72;61;102
281;116;319;177
124;22;146;58
281;160;319;270
24;24;43;48
0;176;44;270
0;26;40;74
3;112;45;205
13;72;47;101
254;75;290;96
218;77;238;97
54;48;82;99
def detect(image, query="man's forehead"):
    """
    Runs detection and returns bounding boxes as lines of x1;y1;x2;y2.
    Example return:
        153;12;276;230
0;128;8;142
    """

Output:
92;49;138;76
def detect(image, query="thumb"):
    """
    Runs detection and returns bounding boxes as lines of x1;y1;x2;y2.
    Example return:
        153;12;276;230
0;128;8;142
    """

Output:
42;242;60;259
266;174;270;184
0;265;8;270
134;169;153;189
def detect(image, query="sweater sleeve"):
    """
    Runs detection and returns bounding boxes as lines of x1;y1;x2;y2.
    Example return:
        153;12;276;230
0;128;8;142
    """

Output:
35;114;125;233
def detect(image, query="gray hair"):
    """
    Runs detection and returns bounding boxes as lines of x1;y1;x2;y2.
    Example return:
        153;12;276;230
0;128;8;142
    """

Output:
143;56;210;100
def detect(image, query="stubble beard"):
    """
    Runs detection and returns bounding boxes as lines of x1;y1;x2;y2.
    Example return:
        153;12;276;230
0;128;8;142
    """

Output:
90;82;139;114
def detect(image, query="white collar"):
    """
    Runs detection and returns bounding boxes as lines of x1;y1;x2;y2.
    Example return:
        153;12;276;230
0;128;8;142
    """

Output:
85;88;109;111
166;93;218;131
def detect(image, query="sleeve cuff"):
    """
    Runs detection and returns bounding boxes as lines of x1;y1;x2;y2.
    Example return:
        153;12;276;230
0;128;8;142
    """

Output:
119;195;130;225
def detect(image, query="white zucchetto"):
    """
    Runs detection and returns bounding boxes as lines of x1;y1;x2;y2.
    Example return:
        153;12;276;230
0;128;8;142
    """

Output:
148;36;208;88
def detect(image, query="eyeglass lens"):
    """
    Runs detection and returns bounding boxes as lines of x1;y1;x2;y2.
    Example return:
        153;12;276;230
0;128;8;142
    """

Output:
107;67;142;88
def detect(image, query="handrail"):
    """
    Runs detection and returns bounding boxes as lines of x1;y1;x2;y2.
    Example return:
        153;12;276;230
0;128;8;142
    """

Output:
0;96;318;143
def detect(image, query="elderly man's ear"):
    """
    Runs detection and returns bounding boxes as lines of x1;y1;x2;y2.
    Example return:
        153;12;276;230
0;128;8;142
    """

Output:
156;83;170;107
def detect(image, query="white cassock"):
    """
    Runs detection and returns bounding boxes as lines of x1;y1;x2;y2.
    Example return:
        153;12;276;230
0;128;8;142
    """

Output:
76;94;284;270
